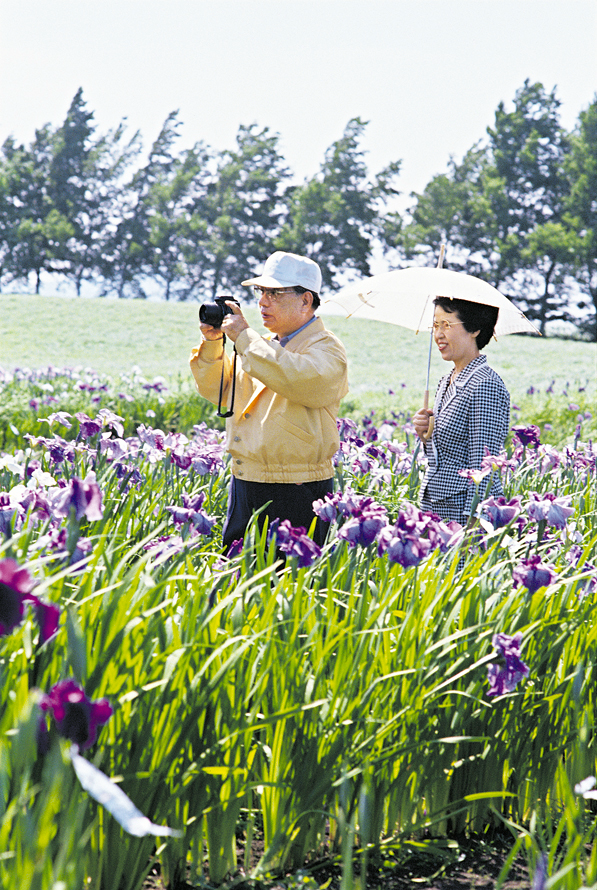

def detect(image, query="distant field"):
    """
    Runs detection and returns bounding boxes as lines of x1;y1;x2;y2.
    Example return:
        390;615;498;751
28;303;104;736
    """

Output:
2;293;595;415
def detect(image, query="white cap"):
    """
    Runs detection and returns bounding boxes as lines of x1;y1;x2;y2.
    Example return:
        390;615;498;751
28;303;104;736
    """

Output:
241;251;322;293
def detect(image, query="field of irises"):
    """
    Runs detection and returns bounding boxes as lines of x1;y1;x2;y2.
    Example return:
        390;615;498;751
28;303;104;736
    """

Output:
1;361;596;890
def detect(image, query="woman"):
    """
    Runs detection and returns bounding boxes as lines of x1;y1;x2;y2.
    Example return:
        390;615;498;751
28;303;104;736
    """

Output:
413;297;510;525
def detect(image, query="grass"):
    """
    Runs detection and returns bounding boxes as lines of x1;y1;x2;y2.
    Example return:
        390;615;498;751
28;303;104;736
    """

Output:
1;293;595;418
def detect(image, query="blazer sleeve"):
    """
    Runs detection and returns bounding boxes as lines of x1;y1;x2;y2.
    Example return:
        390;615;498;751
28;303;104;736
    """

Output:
464;376;510;515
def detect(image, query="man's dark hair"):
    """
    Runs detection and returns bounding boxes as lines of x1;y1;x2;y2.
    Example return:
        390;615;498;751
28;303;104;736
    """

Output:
295;285;320;310
433;296;498;350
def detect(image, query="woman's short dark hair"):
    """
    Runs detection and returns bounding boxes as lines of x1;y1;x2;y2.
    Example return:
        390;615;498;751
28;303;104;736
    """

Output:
433;296;498;350
295;285;320;310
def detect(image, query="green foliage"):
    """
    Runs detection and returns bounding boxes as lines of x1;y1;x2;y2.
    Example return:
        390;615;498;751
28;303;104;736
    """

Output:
0;362;596;888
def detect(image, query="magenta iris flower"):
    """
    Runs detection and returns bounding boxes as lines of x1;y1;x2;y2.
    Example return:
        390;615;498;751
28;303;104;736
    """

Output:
40;679;113;749
513;554;557;594
0;557;60;642
487;632;530;696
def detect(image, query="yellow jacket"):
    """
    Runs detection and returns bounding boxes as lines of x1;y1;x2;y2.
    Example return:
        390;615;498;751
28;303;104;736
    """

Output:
189;317;349;483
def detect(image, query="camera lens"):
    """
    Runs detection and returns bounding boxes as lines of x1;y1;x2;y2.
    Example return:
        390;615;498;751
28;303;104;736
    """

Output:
199;302;224;328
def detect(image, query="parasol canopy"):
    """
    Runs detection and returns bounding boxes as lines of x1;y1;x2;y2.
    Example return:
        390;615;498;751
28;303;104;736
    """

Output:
324;266;540;337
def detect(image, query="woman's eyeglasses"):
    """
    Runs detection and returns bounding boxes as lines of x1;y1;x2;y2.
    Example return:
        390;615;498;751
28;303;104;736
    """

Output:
429;320;464;333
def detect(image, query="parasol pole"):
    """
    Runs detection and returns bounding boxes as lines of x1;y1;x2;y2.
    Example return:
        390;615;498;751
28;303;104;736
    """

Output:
420;243;445;441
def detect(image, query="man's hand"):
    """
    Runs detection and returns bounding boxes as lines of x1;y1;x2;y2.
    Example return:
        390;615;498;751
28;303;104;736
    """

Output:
413;407;434;440
220;302;250;342
200;322;225;341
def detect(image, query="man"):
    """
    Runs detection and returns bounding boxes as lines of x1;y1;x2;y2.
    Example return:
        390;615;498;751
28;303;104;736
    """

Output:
189;251;349;551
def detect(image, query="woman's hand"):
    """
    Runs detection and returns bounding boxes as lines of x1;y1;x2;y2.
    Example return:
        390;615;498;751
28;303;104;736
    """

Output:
413;407;434;440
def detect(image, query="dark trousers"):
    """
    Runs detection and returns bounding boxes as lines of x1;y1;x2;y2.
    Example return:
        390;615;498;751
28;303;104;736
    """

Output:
222;476;334;552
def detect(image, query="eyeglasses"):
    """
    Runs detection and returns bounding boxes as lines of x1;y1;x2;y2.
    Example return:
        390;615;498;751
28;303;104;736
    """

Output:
253;286;298;302
429;320;464;333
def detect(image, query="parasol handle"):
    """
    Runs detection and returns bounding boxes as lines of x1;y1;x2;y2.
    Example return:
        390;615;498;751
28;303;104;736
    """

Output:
420;390;434;441
419;243;443;441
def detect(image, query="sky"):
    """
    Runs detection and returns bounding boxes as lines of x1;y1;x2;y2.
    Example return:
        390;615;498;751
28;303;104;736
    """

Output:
1;0;595;200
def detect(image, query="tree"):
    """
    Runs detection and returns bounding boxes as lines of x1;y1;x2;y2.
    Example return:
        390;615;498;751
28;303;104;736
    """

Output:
483;80;573;331
565;96;597;339
390;82;577;333
2;125;64;294
182;123;291;299
101;111;183;299
146;140;210;300
49;89;143;296
276;118;402;289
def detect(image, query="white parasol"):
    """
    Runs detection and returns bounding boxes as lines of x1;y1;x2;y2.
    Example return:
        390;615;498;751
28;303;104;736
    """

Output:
323;254;540;439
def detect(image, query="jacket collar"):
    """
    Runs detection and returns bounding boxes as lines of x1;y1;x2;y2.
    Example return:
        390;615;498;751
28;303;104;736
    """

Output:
437;354;488;409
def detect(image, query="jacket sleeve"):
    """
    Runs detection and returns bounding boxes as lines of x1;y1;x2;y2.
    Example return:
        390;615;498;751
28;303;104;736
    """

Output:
189;339;233;407
234;327;349;408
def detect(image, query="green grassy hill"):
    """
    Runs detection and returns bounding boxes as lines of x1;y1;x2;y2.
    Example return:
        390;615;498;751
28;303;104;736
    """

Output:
2;293;595;417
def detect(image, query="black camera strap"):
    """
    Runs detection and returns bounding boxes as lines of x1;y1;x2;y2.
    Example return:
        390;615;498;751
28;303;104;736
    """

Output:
217;334;237;418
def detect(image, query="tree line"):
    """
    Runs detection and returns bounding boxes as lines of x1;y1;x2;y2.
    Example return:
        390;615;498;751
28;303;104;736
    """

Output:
1;81;595;338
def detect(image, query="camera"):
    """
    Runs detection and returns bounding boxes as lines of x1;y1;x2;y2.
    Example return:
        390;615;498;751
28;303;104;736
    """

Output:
199;296;240;329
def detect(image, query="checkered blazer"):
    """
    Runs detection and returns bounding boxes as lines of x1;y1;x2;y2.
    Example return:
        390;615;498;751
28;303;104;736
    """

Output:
421;355;510;516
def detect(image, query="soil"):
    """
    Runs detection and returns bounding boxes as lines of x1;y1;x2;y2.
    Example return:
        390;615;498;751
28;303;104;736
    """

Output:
141;831;530;890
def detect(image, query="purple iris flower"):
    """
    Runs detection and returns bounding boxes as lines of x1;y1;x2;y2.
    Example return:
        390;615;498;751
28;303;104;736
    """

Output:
49;473;104;523
337;417;358;441
96;408;125;438
378;524;432;567
38;411;73;429
274;520;322;568
75;413;102;438
513;554;557;594
481;496;522;529
527;492;574;529
39;679;113;749
381;529;431;567
512;424;541;449
166;492;215;537
0;557;60;642
338;508;387;548
487;632;530;696
487;633;530;693
171;447;192;470
0;493;17;537
312;494;339;522
427;517;464;552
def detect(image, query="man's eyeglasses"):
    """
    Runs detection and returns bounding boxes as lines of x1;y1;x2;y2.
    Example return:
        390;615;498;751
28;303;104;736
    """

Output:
253;286;298;302
429;320;464;333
